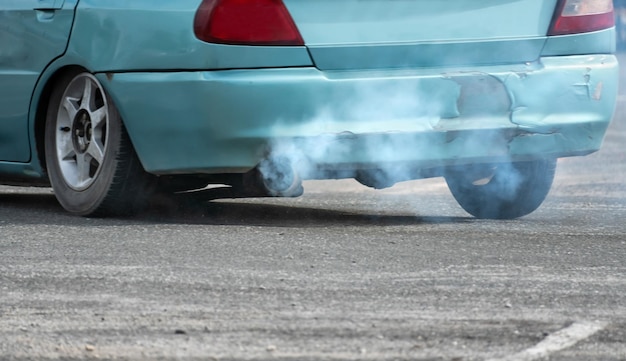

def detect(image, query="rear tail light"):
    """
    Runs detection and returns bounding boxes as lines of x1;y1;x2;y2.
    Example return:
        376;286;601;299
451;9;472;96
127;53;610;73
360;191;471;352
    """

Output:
194;0;304;46
549;0;614;36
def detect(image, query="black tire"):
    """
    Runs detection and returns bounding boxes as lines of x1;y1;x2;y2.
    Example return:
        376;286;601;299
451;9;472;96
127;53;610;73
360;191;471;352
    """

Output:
44;71;154;216
444;159;556;219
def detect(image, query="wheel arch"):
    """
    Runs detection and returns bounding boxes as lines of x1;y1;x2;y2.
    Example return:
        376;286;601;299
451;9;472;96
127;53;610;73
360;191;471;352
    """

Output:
33;65;89;175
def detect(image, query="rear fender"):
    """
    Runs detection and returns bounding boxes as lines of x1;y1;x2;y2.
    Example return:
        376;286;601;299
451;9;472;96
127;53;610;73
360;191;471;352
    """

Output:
65;0;312;72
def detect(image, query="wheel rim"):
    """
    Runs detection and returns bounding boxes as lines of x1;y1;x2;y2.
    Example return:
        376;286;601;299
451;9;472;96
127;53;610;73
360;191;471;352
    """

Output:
55;73;109;191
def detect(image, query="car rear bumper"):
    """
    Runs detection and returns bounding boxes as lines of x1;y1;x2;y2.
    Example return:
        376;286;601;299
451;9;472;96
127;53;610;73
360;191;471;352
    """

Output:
99;54;618;177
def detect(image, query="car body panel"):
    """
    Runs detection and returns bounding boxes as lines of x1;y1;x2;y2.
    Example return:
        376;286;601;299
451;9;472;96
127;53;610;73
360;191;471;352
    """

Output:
66;0;312;72
0;0;76;162
100;54;617;176
0;51;85;186
306;38;547;71
542;29;617;56
284;0;556;70
284;0;556;44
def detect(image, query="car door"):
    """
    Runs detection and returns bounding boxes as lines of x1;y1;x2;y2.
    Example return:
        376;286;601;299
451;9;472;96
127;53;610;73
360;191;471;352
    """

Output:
0;0;75;162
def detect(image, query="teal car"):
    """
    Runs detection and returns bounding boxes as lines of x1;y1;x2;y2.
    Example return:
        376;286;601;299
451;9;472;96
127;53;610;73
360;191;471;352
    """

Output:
0;0;618;218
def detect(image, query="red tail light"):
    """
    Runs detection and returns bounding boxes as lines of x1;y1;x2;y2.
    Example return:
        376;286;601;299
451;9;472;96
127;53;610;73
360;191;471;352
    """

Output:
194;0;304;46
549;0;614;36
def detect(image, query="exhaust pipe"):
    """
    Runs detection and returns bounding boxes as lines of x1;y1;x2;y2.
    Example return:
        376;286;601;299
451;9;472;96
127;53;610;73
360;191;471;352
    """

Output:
247;155;303;197
163;155;303;202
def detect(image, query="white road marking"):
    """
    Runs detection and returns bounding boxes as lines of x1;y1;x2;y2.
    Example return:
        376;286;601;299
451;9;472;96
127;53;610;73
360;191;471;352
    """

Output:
487;321;607;361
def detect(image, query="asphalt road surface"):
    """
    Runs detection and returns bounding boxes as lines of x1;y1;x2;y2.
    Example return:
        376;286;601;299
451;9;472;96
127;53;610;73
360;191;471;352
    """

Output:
1;68;625;360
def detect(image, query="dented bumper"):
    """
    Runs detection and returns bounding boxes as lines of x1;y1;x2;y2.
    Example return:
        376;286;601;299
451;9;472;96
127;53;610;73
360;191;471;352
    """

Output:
100;54;618;175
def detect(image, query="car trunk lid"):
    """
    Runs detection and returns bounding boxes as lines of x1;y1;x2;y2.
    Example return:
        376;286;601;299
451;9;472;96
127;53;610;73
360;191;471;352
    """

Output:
282;0;558;70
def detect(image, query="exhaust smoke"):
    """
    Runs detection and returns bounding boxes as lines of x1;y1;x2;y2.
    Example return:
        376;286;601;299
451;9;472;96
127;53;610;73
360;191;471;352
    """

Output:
257;155;303;197
249;67;567;219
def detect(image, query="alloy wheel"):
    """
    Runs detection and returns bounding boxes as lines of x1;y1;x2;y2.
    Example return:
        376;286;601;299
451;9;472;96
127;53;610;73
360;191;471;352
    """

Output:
54;73;109;190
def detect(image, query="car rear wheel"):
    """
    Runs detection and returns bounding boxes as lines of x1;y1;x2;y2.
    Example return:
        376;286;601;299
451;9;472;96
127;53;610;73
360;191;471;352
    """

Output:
44;71;153;216
444;159;556;219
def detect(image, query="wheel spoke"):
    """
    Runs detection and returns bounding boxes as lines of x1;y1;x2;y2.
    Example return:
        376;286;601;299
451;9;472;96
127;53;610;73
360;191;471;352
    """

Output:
90;106;107;129
58;132;76;161
86;141;104;165
62;96;80;121
75;153;91;185
81;78;94;110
